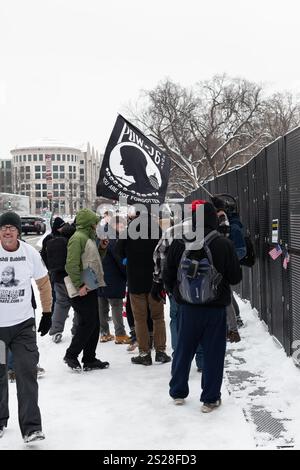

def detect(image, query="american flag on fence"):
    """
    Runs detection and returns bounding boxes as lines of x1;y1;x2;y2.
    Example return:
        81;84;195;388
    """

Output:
269;244;282;260
283;252;290;270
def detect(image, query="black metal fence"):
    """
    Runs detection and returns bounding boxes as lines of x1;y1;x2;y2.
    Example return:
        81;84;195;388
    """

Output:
186;126;300;361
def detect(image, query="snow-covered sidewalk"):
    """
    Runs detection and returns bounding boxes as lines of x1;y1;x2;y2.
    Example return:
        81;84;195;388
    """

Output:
1;295;300;450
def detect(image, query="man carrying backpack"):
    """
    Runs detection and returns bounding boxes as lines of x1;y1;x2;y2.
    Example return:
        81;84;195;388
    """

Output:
163;201;242;412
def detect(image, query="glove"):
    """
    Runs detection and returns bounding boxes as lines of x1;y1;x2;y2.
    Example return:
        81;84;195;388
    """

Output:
150;281;166;303
38;312;52;336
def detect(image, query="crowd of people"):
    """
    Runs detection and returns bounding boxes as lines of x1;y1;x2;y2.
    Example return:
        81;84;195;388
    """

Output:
0;193;247;442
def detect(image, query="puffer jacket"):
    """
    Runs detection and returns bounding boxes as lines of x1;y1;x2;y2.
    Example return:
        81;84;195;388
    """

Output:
65;209;106;289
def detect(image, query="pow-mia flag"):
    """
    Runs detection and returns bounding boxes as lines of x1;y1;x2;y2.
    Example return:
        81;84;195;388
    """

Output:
96;115;171;206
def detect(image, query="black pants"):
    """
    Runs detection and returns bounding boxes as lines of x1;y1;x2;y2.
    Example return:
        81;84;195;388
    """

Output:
170;304;227;404
66;290;100;364
0;318;42;437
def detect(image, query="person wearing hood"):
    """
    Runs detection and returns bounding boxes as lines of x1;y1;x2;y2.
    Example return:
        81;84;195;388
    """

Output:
40;217;66;268
163;201;242;413
63;209;109;372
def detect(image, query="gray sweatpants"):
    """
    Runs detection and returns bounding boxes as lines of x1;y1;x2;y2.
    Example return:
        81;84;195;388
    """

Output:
98;297;126;336
0;318;42;437
49;282;78;336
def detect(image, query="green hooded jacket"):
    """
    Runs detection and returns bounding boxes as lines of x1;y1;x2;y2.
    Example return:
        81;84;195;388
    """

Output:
65;209;104;288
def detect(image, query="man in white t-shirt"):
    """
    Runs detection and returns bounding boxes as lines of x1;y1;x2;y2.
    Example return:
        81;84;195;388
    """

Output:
0;212;52;443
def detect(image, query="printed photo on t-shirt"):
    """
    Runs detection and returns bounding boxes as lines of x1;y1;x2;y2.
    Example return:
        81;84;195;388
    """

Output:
0;266;19;287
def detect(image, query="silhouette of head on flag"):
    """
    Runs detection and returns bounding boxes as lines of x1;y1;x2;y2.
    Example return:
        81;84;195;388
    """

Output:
119;145;160;192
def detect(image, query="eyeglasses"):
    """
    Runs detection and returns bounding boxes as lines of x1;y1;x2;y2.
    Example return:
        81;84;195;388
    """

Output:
0;225;18;232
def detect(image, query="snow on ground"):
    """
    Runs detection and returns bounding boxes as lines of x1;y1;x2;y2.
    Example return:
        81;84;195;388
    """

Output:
1;294;300;450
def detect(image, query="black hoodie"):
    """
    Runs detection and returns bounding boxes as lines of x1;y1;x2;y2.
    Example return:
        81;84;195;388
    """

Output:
115;212;162;294
163;202;242;307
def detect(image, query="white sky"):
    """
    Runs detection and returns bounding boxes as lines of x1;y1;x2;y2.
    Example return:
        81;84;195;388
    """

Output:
0;0;299;158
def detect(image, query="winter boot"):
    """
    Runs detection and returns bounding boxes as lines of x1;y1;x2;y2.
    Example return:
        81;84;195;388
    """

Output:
131;352;152;366
63;356;82;371
83;359;110;371
115;334;131;344
100;334;114;343
155;351;172;363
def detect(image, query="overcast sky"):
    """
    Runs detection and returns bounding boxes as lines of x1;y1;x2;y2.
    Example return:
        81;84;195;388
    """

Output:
0;0;299;158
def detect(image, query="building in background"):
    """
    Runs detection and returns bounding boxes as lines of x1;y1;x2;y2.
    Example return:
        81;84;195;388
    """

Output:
0;159;13;193
10;139;101;216
79;142;102;211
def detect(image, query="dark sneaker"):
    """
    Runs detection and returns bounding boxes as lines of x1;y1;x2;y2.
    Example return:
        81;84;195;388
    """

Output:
23;430;45;443
63;356;82;371
155;351;171;363
131;353;152;366
201;399;222;413
52;332;62;343
83;359;109;371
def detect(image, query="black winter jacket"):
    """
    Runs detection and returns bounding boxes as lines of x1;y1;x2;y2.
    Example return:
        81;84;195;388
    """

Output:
163;229;242;307
115;215;162;294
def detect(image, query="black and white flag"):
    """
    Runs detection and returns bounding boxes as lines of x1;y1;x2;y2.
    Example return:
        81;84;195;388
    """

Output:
96;115;171;206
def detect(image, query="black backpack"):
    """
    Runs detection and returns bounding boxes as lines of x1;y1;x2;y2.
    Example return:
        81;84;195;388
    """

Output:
46;236;68;273
177;230;223;304
240;235;256;267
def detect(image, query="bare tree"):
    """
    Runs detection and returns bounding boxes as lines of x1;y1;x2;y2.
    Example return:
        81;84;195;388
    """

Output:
131;75;300;195
263;91;300;139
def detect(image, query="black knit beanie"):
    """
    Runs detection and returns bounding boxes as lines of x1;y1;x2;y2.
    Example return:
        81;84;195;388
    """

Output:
0;211;22;234
52;216;65;234
191;200;218;230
